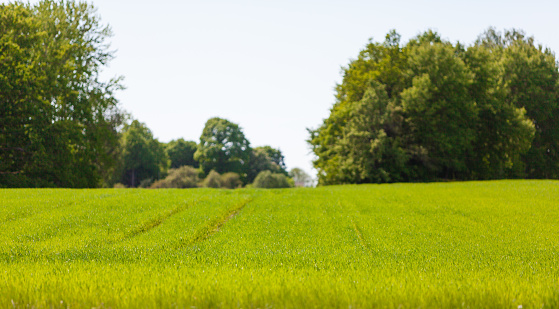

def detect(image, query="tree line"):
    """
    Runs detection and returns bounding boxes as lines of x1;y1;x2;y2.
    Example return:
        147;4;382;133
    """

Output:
0;0;312;189
309;29;559;185
115;117;299;189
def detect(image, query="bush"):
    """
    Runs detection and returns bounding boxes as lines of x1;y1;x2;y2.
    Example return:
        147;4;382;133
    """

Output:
138;178;153;188
113;183;127;189
150;166;199;188
252;170;293;188
220;172;242;189
203;170;221;188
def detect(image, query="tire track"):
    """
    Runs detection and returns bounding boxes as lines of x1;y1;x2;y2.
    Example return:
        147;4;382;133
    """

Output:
120;198;209;242
351;218;370;250
177;198;252;248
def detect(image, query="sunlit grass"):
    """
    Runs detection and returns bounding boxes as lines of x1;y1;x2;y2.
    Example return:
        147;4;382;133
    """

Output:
1;180;558;308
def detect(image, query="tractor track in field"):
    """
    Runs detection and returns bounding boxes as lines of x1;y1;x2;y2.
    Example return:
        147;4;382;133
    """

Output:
351;218;369;250
337;199;370;251
177;197;252;248
120;198;209;242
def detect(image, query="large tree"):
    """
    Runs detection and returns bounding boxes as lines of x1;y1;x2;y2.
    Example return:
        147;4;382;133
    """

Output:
194;117;251;182
0;0;124;188
309;29;541;185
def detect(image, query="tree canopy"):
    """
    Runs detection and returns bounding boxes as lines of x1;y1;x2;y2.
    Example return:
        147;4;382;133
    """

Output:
309;29;553;185
194;117;252;181
166;139;199;169
119;120;168;188
0;0;124;188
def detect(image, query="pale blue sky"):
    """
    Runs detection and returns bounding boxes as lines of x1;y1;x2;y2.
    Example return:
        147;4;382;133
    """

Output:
13;0;559;176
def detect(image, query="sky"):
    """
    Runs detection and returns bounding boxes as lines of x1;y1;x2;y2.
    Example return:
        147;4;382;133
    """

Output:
12;0;559;177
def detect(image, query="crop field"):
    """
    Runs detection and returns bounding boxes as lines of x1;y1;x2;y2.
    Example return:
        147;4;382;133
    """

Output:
1;180;558;308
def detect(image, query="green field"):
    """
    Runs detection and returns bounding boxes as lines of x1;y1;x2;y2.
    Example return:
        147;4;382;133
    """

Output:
1;180;558;308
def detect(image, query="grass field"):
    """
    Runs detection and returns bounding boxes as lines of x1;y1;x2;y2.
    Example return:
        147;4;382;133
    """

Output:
1;180;558;308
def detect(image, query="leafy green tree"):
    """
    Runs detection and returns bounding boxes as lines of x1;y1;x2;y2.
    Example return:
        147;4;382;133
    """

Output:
402;41;478;179
500;33;559;178
247;146;288;182
309;29;546;185
463;42;535;179
308;30;408;185
0;0;124;188
194;117;251;181
120;120;168;188
338;81;408;183
0;3;43;187
166;139;199;168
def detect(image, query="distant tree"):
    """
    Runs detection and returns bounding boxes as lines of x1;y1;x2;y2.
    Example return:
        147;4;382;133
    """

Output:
166;139;199;168
194;118;251;182
247;146;288;182
253;170;292;188
120;120;168;188
289;168;313;187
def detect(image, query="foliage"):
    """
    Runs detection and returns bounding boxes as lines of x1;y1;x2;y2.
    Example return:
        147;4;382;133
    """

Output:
289;168;313;187
194;118;251;182
309;29;548;185
0;0;124;188
1;181;559;307
247;146;288;182
220;172;242;189
166;139;199;169
252;170;292;188
119;120;168;188
202;170;221;188
150;166;199;189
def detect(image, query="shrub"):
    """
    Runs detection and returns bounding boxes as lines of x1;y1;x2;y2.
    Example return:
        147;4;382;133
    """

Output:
220;172;242;189
113;183;127;189
150;166;199;188
138;178;153;188
203;170;221;188
252;170;293;188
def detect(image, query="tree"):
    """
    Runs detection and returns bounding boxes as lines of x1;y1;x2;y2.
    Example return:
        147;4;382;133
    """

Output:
289;168;313;187
166;139;199;168
308;30;408;185
0;0;124;188
500;32;559;178
194;117;251;182
247;146;288;182
463;42;535;179
120;120;168;188
309;29;545;185
401;41;478;179
337;81;408;183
